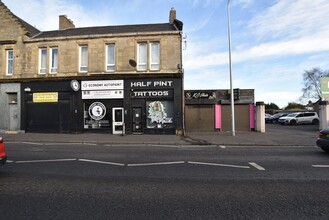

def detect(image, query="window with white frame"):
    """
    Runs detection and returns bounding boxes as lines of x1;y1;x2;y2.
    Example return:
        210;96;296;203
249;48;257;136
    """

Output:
6;50;14;75
79;45;88;72
106;44;115;71
50;47;58;74
39;48;47;74
150;42;160;70
137;42;160;71
137;43;147;71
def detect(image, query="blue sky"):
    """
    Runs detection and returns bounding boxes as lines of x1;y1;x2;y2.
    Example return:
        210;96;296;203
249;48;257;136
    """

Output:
3;0;329;108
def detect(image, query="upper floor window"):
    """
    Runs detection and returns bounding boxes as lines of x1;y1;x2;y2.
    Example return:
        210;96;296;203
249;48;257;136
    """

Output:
150;42;160;70
137;43;147;71
6;50;14;75
50;47;58;74
39;48;47;74
137;42;160;71
106;44;115;71
79;45;88;73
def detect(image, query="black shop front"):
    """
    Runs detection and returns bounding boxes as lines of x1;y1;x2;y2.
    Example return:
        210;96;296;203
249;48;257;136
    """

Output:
124;78;183;135
21;80;82;133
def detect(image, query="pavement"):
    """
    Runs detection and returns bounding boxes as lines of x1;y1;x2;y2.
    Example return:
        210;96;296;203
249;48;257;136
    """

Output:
0;124;320;146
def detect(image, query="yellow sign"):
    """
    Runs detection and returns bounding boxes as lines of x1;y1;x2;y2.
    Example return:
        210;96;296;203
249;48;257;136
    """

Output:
33;92;58;103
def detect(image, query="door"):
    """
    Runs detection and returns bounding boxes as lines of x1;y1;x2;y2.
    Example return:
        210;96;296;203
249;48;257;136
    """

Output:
132;107;142;133
9;103;19;131
112;108;124;134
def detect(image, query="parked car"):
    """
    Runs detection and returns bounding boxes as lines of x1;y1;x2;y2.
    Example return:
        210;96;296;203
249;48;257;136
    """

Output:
269;113;288;124
278;112;319;125
265;113;272;123
0;137;7;166
316;126;329;153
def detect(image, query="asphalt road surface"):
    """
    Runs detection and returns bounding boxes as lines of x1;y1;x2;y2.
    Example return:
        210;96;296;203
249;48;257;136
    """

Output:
1;142;329;219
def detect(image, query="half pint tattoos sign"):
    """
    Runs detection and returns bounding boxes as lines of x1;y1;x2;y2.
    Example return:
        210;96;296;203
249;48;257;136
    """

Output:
130;79;174;98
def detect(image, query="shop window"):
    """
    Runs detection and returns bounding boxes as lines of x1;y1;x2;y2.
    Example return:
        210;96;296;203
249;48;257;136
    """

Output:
83;102;110;129
6;49;14;75
146;100;174;129
39;48;47;74
50;47;58;74
79;45;88;72
106;44;115;71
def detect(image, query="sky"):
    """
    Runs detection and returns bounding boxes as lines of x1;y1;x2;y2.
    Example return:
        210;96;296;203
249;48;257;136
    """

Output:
3;0;329;108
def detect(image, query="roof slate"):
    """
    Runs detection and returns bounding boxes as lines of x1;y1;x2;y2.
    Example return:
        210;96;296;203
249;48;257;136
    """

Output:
33;23;179;39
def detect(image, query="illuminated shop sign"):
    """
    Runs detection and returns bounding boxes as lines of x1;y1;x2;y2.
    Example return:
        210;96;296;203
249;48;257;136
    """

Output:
82;80;123;90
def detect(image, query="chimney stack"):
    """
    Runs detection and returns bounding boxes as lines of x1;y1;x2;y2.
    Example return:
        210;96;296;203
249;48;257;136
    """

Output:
59;15;75;30
169;7;176;24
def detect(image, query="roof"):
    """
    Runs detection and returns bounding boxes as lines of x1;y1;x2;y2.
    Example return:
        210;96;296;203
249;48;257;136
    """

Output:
0;1;40;37
15;16;40;37
1;1;182;39
33;22;181;39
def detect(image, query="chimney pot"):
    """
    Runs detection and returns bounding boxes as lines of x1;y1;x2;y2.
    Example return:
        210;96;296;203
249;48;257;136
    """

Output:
169;7;176;24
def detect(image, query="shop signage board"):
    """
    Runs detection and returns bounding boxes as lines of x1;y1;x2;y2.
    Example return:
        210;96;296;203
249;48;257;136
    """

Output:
185;90;216;99
130;79;174;98
321;77;329;99
131;90;173;98
130;80;174;89
33;92;58;103
82;90;123;99
82;80;123;90
81;80;124;100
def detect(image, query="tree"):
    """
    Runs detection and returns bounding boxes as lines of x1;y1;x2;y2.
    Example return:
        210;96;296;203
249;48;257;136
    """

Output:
284;102;305;110
301;67;329;102
265;102;280;110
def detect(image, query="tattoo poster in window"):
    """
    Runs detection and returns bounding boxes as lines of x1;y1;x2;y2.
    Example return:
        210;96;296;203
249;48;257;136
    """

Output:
147;101;173;129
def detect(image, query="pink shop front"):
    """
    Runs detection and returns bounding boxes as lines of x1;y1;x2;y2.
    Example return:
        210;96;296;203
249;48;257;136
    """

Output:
184;89;256;132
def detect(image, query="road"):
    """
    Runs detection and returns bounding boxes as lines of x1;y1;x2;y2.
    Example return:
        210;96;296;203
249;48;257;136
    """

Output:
1;142;329;219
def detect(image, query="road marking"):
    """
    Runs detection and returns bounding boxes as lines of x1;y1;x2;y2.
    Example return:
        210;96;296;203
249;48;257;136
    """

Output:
312;165;329;168
6;160;14;163
78;159;125;166
21;142;44;145
219;145;226;149
15;158;77;164
249;162;266;171
188;161;250;169
83;143;98;146
127;161;185;167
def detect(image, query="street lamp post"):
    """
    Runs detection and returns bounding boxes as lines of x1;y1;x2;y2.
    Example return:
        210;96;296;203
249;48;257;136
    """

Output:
227;0;235;136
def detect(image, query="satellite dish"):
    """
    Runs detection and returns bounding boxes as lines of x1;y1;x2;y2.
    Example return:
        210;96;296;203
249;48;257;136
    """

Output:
129;59;137;68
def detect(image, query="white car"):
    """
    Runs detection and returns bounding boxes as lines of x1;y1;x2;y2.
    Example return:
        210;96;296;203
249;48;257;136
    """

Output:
278;112;319;125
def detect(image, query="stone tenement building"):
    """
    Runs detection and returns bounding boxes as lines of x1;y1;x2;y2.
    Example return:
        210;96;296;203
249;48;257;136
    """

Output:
0;2;184;135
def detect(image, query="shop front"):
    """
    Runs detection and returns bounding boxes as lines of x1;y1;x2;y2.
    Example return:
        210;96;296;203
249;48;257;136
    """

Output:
21;80;82;133
81;80;124;134
124;78;183;135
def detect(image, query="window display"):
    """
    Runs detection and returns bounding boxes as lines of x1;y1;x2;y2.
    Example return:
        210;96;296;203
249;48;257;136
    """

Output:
84;102;110;129
146;101;173;129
